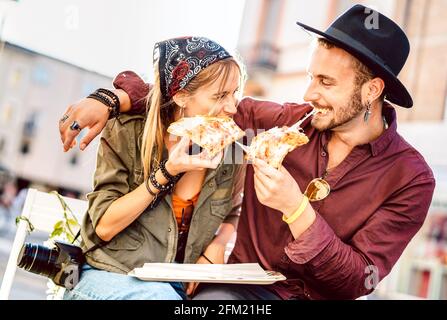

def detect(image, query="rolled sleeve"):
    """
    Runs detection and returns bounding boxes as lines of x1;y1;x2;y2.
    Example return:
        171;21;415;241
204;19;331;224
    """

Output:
113;71;151;114
284;213;334;264
284;177;435;299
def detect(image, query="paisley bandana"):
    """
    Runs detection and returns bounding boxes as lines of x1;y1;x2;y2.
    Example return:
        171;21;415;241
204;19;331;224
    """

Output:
153;36;232;101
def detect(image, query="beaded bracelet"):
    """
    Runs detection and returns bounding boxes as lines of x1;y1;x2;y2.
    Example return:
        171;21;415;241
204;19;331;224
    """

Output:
97;88;120;118
87;92;112;108
159;159;182;183
87;89;120;119
87;92;116;119
149;169;174;192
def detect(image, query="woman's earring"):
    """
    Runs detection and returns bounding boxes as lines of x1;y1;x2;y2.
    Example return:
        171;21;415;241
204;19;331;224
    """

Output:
179;106;185;119
364;101;372;123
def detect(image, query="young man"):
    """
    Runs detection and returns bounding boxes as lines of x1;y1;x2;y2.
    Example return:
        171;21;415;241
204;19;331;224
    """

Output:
59;5;435;299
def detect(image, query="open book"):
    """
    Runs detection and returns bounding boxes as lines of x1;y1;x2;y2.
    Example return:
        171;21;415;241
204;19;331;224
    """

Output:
128;263;286;285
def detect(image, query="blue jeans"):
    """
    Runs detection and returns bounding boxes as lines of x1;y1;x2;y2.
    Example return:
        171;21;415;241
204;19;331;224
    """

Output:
63;264;185;300
193;283;281;300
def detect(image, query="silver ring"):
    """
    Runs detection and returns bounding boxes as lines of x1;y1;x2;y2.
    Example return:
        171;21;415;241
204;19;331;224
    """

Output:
70;121;82;132
59;114;69;123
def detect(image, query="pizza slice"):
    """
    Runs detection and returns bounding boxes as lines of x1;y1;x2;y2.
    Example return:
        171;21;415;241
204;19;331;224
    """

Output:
245;126;309;168
167;116;246;157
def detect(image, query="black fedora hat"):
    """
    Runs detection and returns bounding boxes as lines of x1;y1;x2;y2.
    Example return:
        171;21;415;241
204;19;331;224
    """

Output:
297;4;413;108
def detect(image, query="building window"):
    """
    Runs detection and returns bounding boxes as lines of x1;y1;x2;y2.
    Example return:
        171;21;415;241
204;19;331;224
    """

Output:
20;111;40;155
32;65;50;86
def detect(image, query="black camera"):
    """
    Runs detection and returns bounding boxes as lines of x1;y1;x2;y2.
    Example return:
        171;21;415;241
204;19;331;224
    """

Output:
17;241;85;290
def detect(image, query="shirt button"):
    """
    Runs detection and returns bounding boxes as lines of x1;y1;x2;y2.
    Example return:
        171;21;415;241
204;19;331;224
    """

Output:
168;227;172;232
209;182;215;187
281;255;289;263
321;151;327;157
222;170;227;175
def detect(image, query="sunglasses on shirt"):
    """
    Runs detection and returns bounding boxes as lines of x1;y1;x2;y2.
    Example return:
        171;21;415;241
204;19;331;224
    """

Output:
304;178;330;202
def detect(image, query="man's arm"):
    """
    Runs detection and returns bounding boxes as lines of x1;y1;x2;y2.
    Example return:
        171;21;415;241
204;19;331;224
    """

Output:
112;71;151;114
284;176;435;299
252;156;435;299
234;97;312;133
59;71;149;152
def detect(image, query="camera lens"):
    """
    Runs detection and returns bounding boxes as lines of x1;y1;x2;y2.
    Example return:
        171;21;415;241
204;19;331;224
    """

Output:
17;243;61;279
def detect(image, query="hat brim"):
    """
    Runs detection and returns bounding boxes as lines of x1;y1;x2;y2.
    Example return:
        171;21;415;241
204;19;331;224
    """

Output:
296;22;413;108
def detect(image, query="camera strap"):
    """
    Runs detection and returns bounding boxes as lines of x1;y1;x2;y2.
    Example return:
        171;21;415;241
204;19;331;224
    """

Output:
72;230;108;255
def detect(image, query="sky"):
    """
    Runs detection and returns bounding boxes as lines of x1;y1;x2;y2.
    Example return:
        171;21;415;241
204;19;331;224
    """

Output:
0;0;246;78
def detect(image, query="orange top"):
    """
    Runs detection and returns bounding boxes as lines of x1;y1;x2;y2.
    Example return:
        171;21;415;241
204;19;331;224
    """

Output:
172;193;200;233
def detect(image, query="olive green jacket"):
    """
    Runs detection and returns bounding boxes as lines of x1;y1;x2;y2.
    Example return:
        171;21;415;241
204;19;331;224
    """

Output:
80;114;244;274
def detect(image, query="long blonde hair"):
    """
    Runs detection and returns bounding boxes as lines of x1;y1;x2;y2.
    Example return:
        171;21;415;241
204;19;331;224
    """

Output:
141;57;245;178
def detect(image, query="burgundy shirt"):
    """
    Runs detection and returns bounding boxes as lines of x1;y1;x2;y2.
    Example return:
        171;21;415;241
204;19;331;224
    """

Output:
114;71;436;300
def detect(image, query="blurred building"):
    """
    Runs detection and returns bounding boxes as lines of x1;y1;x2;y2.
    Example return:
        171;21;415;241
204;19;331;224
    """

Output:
238;0;447;123
0;42;111;195
238;0;447;299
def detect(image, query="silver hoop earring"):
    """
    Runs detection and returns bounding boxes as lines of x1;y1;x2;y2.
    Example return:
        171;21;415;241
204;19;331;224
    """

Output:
364;101;372;123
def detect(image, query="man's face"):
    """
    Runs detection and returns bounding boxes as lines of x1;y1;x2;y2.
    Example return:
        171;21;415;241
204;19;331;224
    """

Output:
304;44;366;131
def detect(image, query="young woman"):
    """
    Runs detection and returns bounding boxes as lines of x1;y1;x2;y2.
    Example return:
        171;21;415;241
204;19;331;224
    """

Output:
63;36;245;300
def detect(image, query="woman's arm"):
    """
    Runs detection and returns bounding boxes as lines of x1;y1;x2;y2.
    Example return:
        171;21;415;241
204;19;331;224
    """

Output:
95;169;168;242
88;116;161;242
96;133;224;242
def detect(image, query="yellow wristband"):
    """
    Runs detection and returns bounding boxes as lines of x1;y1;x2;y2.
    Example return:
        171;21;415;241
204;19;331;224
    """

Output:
282;196;309;224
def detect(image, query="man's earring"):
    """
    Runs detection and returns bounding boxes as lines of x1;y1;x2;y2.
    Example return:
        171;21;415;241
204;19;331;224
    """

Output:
364;101;372;123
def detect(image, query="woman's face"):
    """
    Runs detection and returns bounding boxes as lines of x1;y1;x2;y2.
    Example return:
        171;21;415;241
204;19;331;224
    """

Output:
182;67;241;118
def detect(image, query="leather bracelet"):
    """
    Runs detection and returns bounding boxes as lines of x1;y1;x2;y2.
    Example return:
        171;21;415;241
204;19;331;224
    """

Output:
87;93;113;108
159;159;181;183
97;88;120;118
88;89;120;119
282;195;309;224
87;92;116;119
145;177;157;197
201;253;214;264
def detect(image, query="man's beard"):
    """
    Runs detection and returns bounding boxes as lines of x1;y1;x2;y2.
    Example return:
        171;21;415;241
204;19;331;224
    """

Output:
311;87;365;131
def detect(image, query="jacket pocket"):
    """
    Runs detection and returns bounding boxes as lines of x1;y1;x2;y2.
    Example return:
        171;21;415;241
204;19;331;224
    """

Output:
210;198;233;220
106;226;144;251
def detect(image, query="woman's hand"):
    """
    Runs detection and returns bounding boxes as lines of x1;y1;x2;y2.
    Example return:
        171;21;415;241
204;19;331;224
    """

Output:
165;136;223;176
186;241;226;296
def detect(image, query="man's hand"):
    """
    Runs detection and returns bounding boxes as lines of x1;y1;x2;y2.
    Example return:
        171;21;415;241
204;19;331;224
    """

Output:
59;98;110;152
252;159;304;216
59;88;131;152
